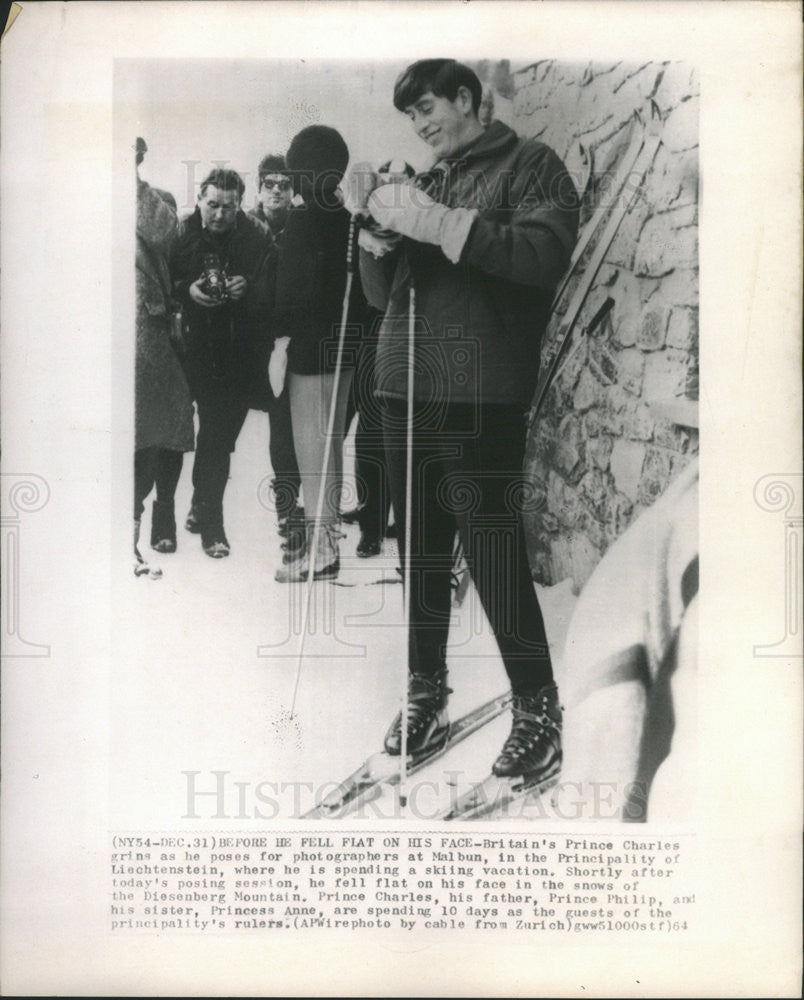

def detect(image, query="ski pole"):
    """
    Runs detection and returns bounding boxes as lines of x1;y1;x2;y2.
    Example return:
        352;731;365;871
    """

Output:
289;218;357;719
399;281;416;808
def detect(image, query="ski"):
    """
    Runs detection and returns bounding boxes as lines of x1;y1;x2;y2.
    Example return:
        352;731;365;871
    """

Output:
440;765;561;821
550;110;647;312
300;691;512;819
531;112;663;422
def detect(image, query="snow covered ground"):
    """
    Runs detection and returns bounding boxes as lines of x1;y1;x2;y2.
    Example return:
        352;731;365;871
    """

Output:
115;409;577;826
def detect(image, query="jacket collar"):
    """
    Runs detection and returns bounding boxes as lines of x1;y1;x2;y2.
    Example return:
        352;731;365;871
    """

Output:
439;120;518;168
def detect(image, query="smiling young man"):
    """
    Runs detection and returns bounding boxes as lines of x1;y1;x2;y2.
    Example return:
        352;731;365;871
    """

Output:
350;59;580;791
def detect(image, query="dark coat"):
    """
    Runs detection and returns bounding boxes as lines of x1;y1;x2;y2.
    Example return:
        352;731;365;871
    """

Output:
274;198;368;376
360;120;580;407
169;208;274;399
135;179;194;452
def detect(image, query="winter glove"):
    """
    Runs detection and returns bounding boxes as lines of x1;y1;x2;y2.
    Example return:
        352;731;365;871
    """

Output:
268;336;290;397
367;183;478;264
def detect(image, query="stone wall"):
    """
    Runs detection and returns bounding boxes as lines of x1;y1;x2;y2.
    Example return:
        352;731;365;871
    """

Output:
475;60;700;590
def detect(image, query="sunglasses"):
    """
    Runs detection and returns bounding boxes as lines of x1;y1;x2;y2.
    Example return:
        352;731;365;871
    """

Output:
261;178;292;192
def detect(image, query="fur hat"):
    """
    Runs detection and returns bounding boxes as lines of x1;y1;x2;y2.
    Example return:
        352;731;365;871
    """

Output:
285;125;349;195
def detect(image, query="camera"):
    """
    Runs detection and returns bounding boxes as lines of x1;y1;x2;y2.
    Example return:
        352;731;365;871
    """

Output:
201;253;228;300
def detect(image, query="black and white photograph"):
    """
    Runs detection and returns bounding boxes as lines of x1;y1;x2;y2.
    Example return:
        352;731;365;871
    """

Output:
118;52;700;826
1;2;801;996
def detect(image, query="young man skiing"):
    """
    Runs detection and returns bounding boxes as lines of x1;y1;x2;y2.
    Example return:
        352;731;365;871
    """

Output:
349;59;580;789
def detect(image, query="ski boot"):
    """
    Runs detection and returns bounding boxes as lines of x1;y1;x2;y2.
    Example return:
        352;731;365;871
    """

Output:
356;531;381;558
196;503;230;558
134;519;162;578
491;683;562;786
278;503;304;538
151;499;177;553
280;505;307;563
384;669;451;762
275;521;340;582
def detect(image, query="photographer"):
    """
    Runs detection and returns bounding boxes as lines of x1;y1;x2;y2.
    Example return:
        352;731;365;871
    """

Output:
170;167;274;557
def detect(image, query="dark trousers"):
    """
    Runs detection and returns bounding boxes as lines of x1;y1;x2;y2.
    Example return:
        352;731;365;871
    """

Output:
346;332;391;540
265;383;301;521
190;382;249;518
134;447;184;520
382;399;553;694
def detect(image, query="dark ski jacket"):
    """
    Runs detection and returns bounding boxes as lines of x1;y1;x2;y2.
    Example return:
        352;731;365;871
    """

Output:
360;120;579;407
169;208;274;397
274;195;368;377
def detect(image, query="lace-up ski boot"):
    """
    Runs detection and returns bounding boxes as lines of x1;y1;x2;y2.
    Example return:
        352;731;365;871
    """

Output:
384;670;451;761
275;521;340;582
492;683;562;786
280;505;307;564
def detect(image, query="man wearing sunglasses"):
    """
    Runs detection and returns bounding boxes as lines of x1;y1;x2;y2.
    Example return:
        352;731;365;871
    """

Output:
250;154;294;241
250;153;303;548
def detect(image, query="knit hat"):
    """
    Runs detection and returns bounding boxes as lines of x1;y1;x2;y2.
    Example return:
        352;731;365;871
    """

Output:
285;125;349;197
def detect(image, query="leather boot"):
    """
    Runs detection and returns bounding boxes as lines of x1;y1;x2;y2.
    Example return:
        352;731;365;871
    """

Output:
151;500;177;553
275;521;339;582
196;502;230;558
492;683;562;785
384;669;451;760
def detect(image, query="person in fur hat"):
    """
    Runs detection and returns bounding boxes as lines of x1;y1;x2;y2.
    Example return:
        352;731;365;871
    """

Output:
270;125;369;581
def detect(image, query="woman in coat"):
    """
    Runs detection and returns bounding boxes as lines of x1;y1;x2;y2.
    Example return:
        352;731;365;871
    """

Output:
135;139;194;571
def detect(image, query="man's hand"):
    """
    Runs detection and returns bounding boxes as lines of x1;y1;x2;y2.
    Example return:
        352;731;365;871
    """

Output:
225;275;248;301
367;183;478;264
189;277;225;308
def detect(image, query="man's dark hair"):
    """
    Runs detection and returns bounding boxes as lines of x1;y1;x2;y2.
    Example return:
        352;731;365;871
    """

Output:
257;153;287;183
198;167;245;201
393;59;482;115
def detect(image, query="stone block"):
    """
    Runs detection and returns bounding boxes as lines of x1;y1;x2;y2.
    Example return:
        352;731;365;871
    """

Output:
634;213;698;277
636;304;670;351
601;489;635;543
579;468;609;517
616;347;646;395
586;433;614;470
610;439;647;501
573;367;605;411
612;311;638;348
666;306;698;351
556;483;585;530
652;61;699;111
637;445;674;505
605;197;651;270
653;417;692;453
643;348;690;402
658;268;699;308
662;95;699;153
540;512;560;533
578;507;608;550
621;400;655;441
551;531;602;592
